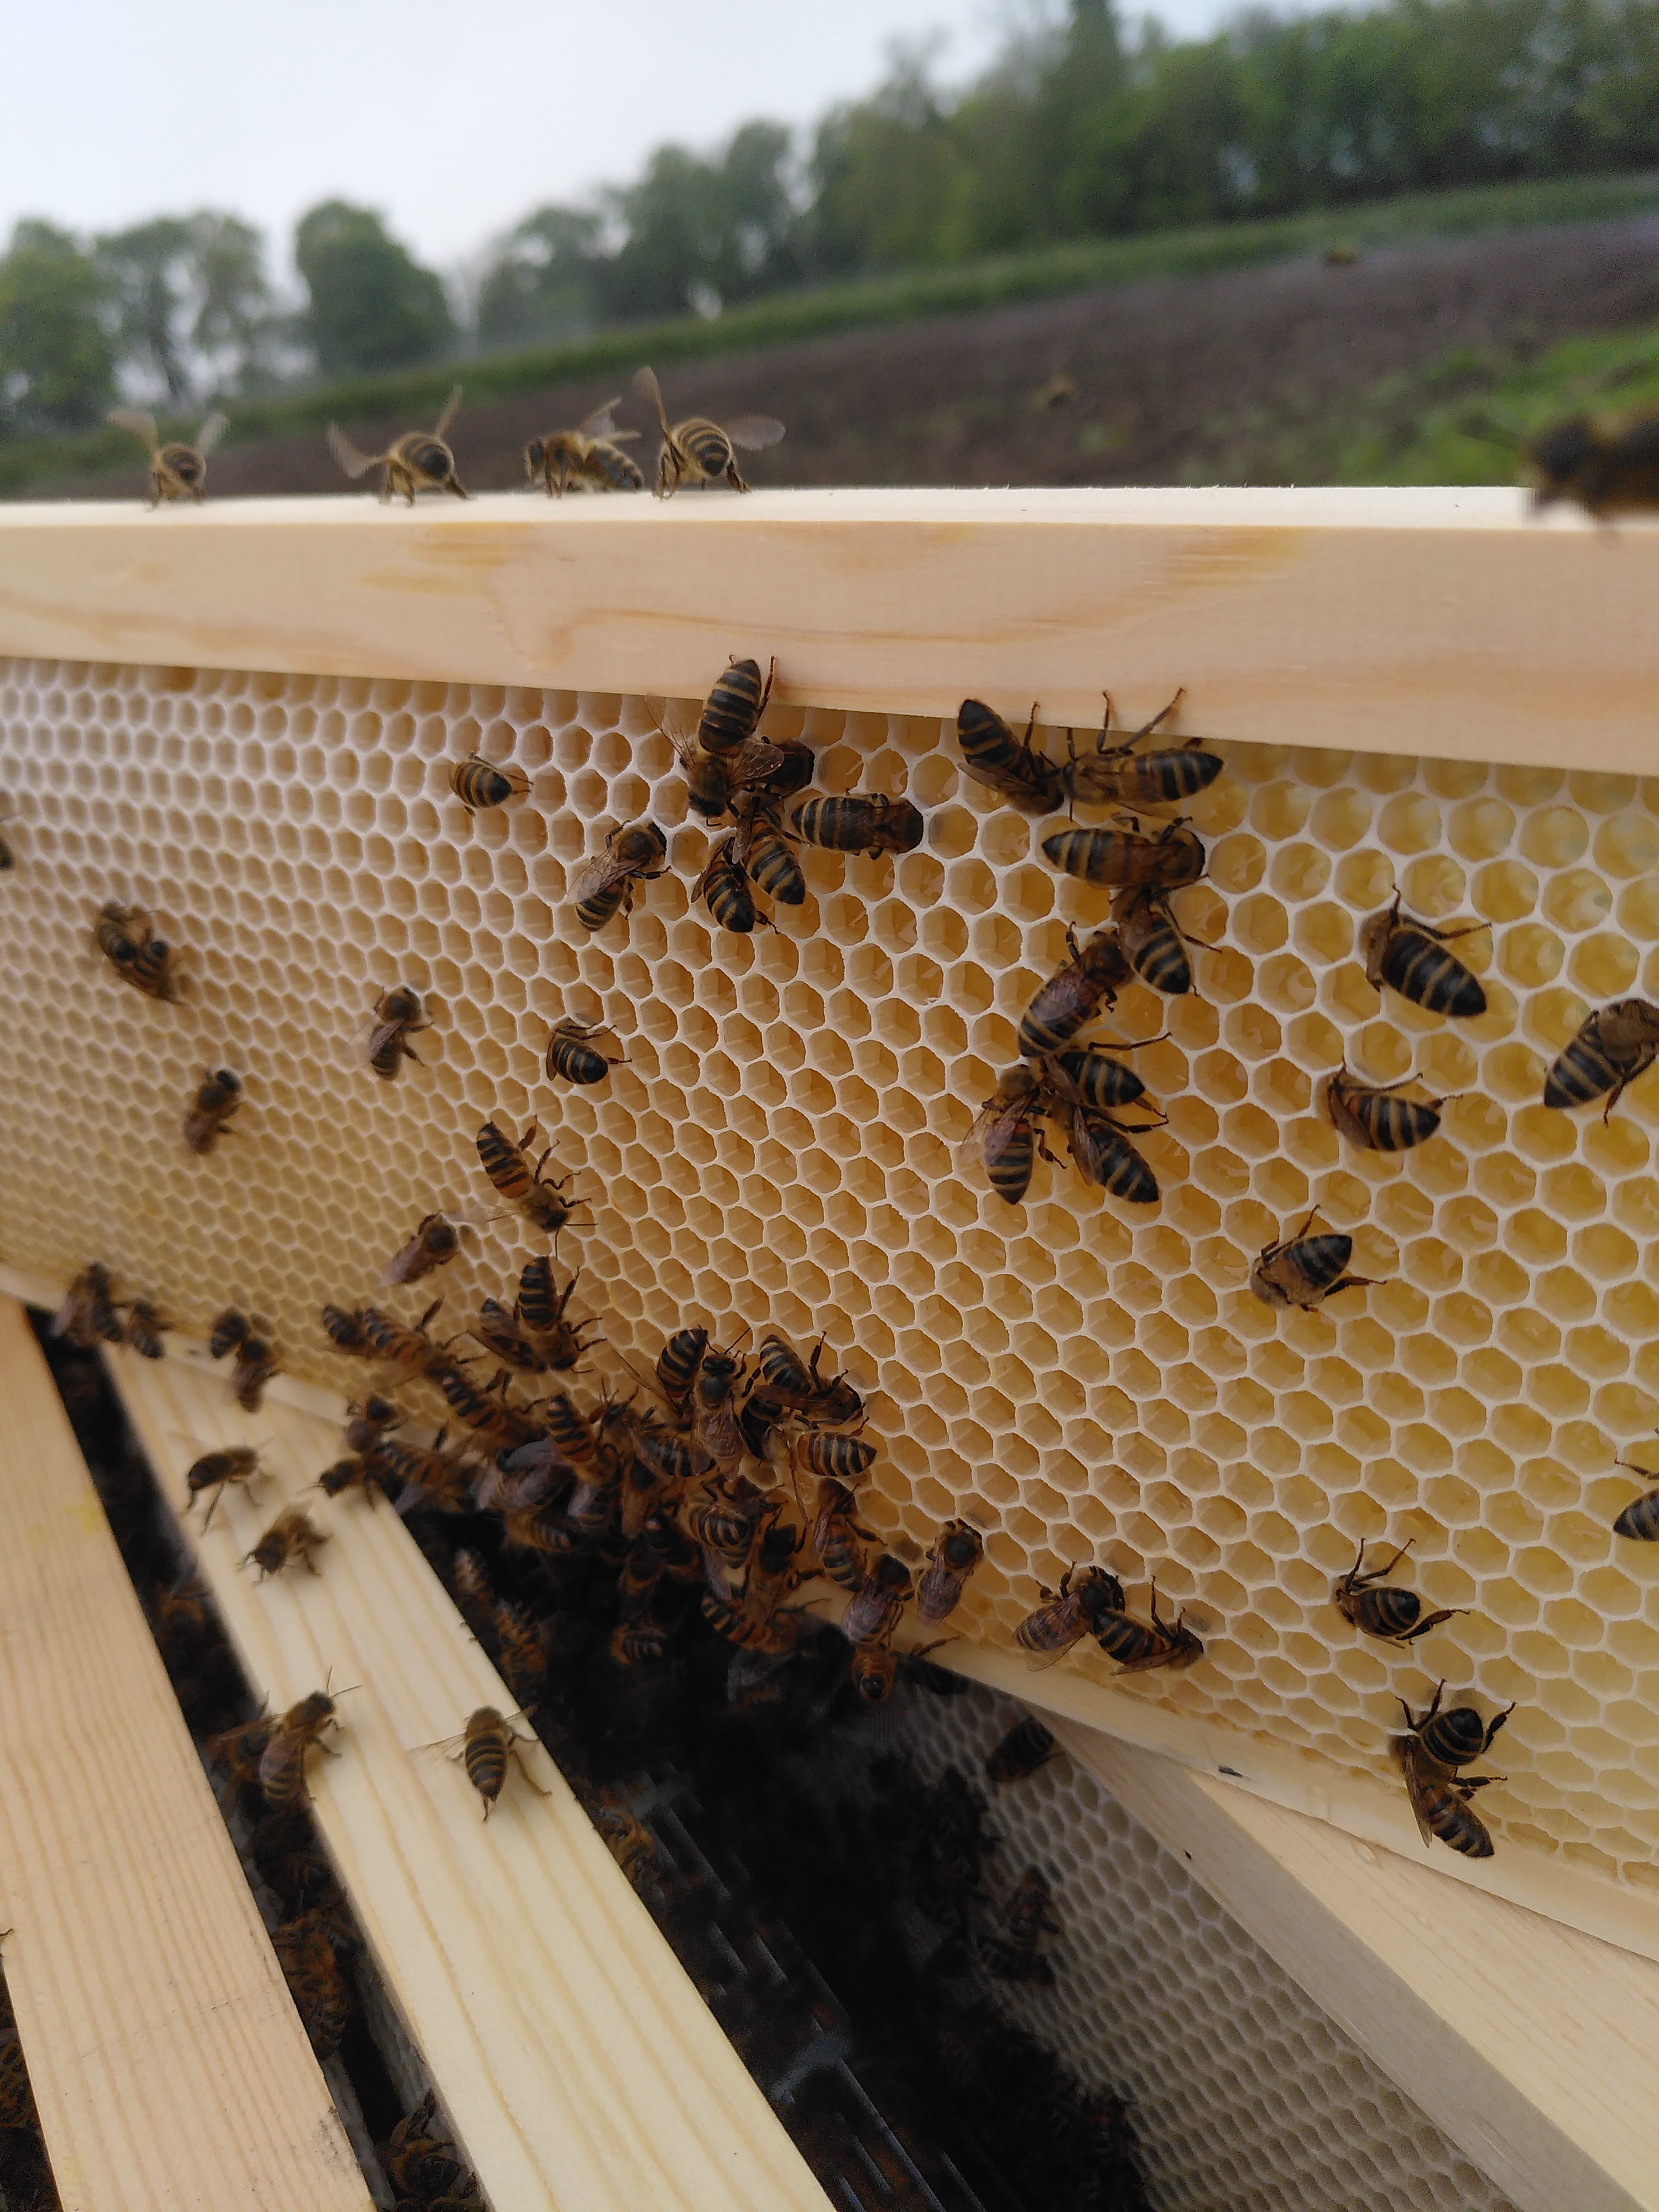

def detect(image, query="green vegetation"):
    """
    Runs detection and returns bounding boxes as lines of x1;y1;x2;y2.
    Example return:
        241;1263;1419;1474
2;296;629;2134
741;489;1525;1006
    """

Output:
7;166;1659;500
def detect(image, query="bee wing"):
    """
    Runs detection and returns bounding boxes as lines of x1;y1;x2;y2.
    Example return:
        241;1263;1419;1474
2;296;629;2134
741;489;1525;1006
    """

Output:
572;851;628;905
107;407;160;458
1396;1739;1437;1849
576;401;622;439
195;410;229;458
630;364;670;430
432;384;463;440
724;737;787;789
726;415;786;450
606;428;641;444
326;423;379;480
958;1094;1021;1173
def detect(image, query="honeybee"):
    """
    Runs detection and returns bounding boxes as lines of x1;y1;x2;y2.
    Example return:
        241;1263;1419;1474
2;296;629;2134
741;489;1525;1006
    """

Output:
0;800;15;871
259;1688;343;1809
982;1867;1061;1985
1014;1563;1125;1665
231;1332;279;1412
1397;1681;1515;1770
701;1590;805;1653
1322;1065;1444;1152
964;1067;1049;1206
381;1212;462;1287
1333;1538;1465;1643
469;1296;544;1372
452;1707;550;1819
686;1470;765;1580
1058;691;1223;812
1113;884;1201;996
545;1015;624;1084
209;1305;252;1360
656;1324;708;1412
184;1446;262;1528
314;1454;382;1503
674;732;791;822
494;1600;551;1706
610;1616;675;1665
984;1716;1057;1785
245;1506;328;1580
735;800;805;905
524;400;644;496
842;1554;913;1647
107;406;228;504
808;1478;872;1590
585;1786;659;1890
954;700;1064;815
327;384;468;503
121;1298;168;1360
573;821;669;930
534;1381;594;1462
321;1303;368;1352
1613;1457;1659;1540
1395;1735;1500;1859
439;1366;538;1449
358;1298;451;1381
1046;1063;1161;1205
632;364;785;496
1041;813;1206;890
448;756;530;811
1543;998;1659;1118
699;655;775;753
1530;410;1659;519
1017;926;1132;1057
916;1520;984;1623
1089;1579;1204;1672
366;984;429;1078
53;1263;124;1348
688;1340;747;1470
1359;893;1488;1018
694;832;760;933
1250;1208;1376;1310
93;900;178;999
513;1260;597;1369
274;1916;352;2060
1051;1045;1148;1113
184;1067;242;1154
790;794;925;854
203;1712;276;1803
797;1430;877;1481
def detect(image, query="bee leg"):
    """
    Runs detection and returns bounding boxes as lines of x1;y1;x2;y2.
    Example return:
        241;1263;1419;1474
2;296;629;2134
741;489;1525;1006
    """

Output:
1397;1606;1467;1641
1325;1275;1379;1298
1135;688;1186;739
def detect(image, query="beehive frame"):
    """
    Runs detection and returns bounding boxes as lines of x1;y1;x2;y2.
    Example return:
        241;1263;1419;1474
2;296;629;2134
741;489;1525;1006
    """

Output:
1;487;1659;2208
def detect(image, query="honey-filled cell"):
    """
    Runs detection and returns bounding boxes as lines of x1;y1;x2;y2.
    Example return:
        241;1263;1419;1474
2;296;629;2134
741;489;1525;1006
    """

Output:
0;662;1653;1887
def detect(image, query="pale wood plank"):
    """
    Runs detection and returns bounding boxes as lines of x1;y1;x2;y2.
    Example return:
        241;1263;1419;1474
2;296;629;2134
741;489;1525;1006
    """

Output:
1052;1715;1659;2212
0;1296;371;2212
105;1343;831;2212
0;489;1656;772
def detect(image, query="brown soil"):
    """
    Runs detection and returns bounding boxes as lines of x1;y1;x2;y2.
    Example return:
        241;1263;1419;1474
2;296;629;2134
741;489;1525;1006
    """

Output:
65;213;1659;501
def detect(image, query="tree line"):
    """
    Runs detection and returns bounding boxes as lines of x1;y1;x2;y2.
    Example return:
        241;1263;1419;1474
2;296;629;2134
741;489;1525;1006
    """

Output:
5;0;1658;435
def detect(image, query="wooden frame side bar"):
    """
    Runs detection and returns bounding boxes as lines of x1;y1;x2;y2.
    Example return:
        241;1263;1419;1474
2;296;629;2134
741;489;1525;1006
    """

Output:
0;1297;371;2212
1053;1715;1659;2212
0;488;1655;773
103;1342;831;2212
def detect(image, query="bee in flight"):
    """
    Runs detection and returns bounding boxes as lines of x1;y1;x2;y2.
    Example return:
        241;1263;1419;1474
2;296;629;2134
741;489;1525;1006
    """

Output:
107;407;228;504
327;385;468;503
632;364;785;496
1530;409;1659;520
524;400;644;496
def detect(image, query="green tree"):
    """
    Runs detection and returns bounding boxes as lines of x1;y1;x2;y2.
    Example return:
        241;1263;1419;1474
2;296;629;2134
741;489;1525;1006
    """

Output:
600;121;800;321
190;212;278;389
98;210;277;405
0;220;116;432
98;215;194;403
476;205;605;348
295;201;454;379
807;53;978;274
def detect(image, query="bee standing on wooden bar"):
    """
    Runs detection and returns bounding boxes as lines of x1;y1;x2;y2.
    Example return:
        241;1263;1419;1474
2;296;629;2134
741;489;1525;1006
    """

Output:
545;1015;624;1084
1058;691;1223;811
1396;1736;1500;1859
985;1715;1057;1785
367;985;429;1079
94;900;178;999
791;793;925;854
916;1520;984;1623
1250;1208;1377;1310
1089;1579;1204;1672
633;364;784;495
121;1298;168;1360
185;1446;262;1530
230;1330;280;1412
183;1067;242;1154
448;756;529;812
1042;813;1205;891
327;384;467;503
1530;410;1659;519
1542;998;1659;1117
107;406;227;504
259;1687;345;1809
245;1506;329;1580
573;821;669;930
209;1306;252;1360
524;401;644;496
1397;1681;1515;1770
1322;1065;1445;1152
954;700;1065;814
453;1707;550;1819
1333;1538;1465;1643
1360;891;1488;1017
1015;1564;1125;1665
383;1212;462;1287
1018;926;1131;1057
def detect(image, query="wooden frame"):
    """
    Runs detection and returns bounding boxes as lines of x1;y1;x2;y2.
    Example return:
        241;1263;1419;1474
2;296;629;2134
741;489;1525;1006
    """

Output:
0;487;1655;771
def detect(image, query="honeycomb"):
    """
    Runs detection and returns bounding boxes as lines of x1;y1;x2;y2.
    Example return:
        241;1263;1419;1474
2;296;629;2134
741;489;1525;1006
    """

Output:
2;655;1658;1893
870;1678;1521;2212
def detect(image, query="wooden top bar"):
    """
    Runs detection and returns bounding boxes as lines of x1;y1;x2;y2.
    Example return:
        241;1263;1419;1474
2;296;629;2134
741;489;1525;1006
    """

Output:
0;487;1652;774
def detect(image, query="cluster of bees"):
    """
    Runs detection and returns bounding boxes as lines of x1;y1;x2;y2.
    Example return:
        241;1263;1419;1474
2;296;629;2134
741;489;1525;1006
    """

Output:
108;363;785;510
878;1758;1062;1986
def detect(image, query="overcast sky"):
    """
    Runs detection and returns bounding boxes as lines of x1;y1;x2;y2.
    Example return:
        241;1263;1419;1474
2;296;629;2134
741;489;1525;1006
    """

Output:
3;0;1238;280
